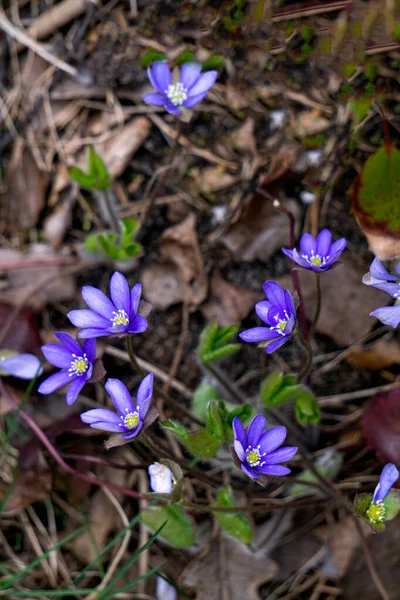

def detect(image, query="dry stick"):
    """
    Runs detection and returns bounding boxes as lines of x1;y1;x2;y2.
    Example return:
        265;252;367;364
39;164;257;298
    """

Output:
0;378;144;501
256;190;309;339
295;330;313;383
309;273;321;339
139;119;185;230
0;9;89;83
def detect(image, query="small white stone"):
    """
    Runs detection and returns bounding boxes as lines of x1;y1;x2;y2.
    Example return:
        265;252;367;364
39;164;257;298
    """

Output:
306;150;322;167
269;110;286;130
300;191;316;205
148;462;173;494
211;204;228;225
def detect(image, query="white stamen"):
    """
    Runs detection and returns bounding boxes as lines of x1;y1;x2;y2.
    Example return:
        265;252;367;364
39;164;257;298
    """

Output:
111;309;129;328
165;82;188;106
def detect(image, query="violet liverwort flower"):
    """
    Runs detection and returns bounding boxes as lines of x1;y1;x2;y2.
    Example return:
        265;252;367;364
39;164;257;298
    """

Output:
38;333;95;405
149;462;173;494
239;281;296;354
80;373;153;439
282;229;346;272
232;414;298;480
143;61;217;115
67;272;148;339
362;258;400;328
0;353;43;380
367;463;400;524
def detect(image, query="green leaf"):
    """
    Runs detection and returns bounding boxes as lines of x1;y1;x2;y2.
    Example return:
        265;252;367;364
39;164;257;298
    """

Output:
202;343;240;363
68;166;95;189
185;430;221;459
352;144;400;239
142;50;165;67
383;489;400;521
198;322;219;358
161;420;188;443
213;486;252;544
293;387;320;424
260;371;284;404
191;382;221;421
141;505;196;547
213;325;239;349
206;400;225;442
348;97;372;127
202;55;225;71
87;147;111;191
176;50;195;65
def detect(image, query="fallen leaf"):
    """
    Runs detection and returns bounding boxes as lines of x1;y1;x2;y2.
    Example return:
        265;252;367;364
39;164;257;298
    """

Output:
222;197;300;262
4;140;50;229
294;111;331;139
192;166;239;196
142;263;183;309
225;79;251;111
362;386;400;463
315;516;365;578
42;192;74;248
1;452;52;516
259;143;306;187
278;254;390;346
363;230;400;261
201;272;262;327
182;531;278;600
228;118;258;156
0;383;25;417
347;338;400;371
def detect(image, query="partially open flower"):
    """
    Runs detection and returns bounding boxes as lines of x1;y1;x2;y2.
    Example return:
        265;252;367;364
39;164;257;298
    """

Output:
239;281;297;354
148;463;173;494
367;463;400;524
0;352;43;380
143;61;217;115
68;272;148;339
362;258;400;328
81;374;153;439
232;414;298;480
38;333;95;405
282;229;346;273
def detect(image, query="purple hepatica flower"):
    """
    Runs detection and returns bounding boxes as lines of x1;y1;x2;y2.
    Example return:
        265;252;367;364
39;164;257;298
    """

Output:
67;272;148;339
362;258;400;328
80;374;153;439
143;61;217;115
0;353;43;380
239;281;296;354
367;463;400;524
232;414;297;480
38;333;95;405
282;229;346;272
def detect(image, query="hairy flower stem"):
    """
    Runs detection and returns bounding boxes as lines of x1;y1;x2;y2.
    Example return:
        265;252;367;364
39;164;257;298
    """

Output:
309;273;321;338
139;119;185;231
126;336;204;426
295;330;313;383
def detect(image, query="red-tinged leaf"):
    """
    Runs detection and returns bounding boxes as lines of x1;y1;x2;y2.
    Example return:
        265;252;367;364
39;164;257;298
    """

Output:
362;387;400;463
352;144;400;242
0;304;42;355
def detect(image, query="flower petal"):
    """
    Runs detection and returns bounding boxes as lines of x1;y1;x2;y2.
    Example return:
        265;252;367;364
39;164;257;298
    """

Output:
143;92;166;106
241;463;259;479
299;233;316;256
182;92;207;108
80;408;123;432
263;446;298;464
370;258;397;282
187;70;217;96
256;464;291;476
38;371;71;395
263;281;285;307
239;327;277;343
329;238;346;259
82;286;115;318
232;416;247;449
136;373;154;417
291;249;312;269
283;290;296;317
127;315;148;333
255;301;272;323
370;306;400;328
258;426;287;454
110;272;131;314
148;62;172;94
180;62;202;89
66;377;86;405
316;229;332;256
77;328;108;339
68;309;110;329
122;420;143;439
130;283;142;316
372;463;400;503
83;338;96;363
54;332;82;354
247;414;267;447
266;336;289;354
42;344;72;368
1;354;43;379
234;439;245;461
105;378;135;415
282;248;295;261
164;103;182;115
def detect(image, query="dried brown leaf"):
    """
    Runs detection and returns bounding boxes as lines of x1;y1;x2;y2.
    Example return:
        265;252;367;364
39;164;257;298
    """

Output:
1;453;52;516
141;263;184;309
347;338;400;371
294;111;332;139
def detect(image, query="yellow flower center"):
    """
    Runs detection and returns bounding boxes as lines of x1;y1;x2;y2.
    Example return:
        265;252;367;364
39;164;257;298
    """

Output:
310;255;322;267
124;412;139;430
367;500;385;523
111;309;129;327
277;320;287;332
69;354;89;376
246;448;261;467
